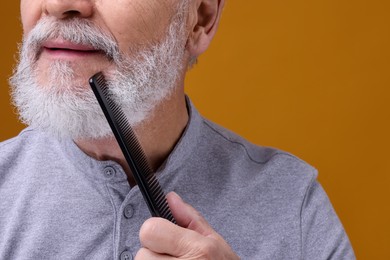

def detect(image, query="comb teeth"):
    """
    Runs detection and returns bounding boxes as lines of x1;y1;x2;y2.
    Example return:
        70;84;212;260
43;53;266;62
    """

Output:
89;72;176;224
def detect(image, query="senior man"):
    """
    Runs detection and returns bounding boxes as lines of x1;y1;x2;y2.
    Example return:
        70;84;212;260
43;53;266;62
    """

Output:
0;0;355;259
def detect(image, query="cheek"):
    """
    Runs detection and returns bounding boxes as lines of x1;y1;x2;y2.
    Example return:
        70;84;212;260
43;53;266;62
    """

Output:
98;1;173;50
20;0;42;35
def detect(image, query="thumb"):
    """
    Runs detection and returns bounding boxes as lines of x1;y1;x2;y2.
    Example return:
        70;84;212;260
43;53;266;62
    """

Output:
167;192;214;237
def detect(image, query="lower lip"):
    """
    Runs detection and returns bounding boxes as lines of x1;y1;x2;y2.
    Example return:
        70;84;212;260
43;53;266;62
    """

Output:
42;47;102;59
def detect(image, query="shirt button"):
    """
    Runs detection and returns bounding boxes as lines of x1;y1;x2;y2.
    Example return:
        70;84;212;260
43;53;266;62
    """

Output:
124;204;134;219
120;250;133;260
104;166;116;178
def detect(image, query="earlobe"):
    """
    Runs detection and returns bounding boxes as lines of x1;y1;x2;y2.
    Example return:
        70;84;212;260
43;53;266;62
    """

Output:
186;0;225;58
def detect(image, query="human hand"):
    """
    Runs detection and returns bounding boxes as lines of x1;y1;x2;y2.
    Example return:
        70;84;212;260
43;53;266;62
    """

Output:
135;192;240;259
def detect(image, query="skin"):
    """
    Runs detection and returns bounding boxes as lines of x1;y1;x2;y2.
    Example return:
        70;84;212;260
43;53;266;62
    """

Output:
20;0;238;258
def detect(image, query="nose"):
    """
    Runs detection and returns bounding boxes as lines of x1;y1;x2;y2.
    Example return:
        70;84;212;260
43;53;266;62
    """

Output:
43;0;94;19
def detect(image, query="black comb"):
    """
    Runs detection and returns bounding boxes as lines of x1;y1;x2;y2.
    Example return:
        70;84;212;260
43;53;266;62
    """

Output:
89;72;176;223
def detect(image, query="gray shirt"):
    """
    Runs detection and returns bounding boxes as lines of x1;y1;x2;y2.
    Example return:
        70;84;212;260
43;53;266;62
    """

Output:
0;100;355;259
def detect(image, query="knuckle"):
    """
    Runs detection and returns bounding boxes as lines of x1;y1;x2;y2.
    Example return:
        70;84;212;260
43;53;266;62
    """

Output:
177;234;191;250
198;238;219;258
139;218;159;242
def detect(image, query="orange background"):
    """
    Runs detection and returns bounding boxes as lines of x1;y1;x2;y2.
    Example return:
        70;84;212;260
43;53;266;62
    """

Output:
1;1;389;259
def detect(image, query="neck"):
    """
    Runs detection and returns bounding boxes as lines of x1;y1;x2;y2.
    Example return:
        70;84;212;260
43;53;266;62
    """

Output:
74;89;188;187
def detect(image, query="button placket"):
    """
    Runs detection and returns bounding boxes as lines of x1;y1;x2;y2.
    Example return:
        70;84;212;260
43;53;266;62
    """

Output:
118;190;147;256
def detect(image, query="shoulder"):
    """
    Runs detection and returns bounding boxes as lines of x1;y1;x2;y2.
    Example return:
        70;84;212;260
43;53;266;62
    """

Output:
0;127;37;156
0;127;58;169
199;117;317;183
0;126;46;146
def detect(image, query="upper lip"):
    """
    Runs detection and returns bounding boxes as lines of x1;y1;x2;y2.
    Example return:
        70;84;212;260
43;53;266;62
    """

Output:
42;40;98;52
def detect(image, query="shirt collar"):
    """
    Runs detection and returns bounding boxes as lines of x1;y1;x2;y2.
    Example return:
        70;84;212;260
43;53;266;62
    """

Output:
63;96;202;182
155;96;202;176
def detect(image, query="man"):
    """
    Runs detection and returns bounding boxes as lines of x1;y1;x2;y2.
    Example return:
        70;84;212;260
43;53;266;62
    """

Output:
0;0;355;259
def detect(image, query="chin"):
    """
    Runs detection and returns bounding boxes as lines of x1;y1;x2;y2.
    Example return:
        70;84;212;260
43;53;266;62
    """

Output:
36;68;94;94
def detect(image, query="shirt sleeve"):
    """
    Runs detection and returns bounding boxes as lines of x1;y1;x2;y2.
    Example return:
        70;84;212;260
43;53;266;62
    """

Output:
300;178;356;259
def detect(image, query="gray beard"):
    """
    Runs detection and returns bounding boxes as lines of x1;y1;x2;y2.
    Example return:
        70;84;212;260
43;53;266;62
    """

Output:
9;2;188;141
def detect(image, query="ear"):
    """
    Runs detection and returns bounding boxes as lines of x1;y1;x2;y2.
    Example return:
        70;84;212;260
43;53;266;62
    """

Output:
186;0;225;58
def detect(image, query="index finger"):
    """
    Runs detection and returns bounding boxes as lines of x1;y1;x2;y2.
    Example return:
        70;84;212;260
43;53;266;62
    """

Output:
139;217;207;257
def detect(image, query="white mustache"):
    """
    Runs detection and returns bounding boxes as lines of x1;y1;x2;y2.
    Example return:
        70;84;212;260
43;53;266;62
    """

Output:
23;17;121;62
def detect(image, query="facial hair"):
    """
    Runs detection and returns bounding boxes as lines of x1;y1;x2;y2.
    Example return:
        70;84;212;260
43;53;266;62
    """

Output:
10;1;188;140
